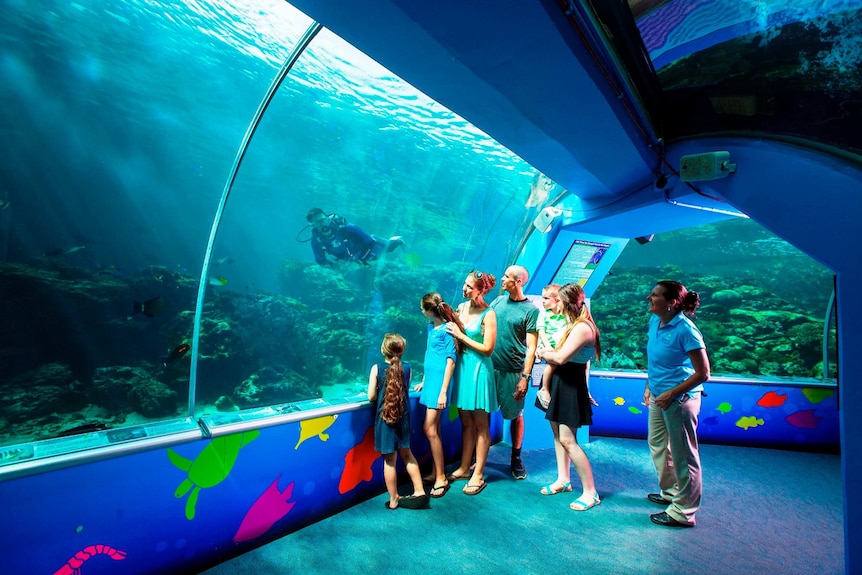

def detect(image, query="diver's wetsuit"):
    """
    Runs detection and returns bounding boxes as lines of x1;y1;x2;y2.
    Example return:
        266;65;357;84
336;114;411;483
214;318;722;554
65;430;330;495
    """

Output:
311;219;402;266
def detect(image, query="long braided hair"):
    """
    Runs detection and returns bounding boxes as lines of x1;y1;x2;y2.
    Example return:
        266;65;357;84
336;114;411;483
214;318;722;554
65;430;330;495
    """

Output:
420;292;466;355
380;333;407;425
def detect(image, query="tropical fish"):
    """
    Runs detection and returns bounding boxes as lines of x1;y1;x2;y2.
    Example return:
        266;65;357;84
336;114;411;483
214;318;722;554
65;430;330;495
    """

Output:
52;544;127;575
757;391;787;408
802;388;834;404
163;343;191;366
0;447;26;463
338;426;381;494
716;402;732;414
628;406;642;414
785;409;822;429
233;476;296;543
44;245;86;257
735;416;765;430
613;397;625;406
132;296;164;318
208;276;228;286
404;251;422;268
57;422;110;437
295;414;338;449
167;430;260;520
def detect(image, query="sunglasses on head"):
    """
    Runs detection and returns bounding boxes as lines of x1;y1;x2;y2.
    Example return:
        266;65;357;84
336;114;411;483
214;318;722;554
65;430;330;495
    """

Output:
473;270;484;279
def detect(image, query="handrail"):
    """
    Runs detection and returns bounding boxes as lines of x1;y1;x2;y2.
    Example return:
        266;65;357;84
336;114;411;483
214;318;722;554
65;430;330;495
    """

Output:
188;21;323;416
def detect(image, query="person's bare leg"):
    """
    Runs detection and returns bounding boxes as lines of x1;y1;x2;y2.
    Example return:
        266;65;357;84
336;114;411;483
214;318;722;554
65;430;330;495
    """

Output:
383;452;399;508
449;409;475;478
559;423;597;505
400;448;426;496
468;411;490;488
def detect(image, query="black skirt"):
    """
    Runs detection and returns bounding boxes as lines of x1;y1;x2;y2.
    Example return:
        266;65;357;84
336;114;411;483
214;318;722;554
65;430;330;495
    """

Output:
544;361;592;429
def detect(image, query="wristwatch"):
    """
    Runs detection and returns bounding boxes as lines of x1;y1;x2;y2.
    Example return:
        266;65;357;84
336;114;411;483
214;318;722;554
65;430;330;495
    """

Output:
521;372;532;383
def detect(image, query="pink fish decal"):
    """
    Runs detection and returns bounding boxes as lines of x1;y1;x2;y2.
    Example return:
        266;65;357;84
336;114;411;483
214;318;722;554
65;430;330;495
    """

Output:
338;426;380;494
757;391;787;408
785;409;822;429
233;476;296;543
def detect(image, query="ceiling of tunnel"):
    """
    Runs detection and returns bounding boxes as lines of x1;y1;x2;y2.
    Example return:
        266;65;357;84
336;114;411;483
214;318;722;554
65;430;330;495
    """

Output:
286;0;862;239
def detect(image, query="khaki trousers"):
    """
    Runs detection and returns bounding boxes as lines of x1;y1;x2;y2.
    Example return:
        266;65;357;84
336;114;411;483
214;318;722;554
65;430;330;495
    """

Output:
647;392;702;525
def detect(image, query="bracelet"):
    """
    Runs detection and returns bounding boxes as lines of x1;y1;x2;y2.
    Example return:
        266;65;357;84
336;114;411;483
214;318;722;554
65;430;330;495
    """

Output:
521;373;532;382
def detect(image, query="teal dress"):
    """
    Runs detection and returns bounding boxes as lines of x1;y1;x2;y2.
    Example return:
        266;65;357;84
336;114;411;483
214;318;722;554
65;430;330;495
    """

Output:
420;323;457;408
453;309;499;412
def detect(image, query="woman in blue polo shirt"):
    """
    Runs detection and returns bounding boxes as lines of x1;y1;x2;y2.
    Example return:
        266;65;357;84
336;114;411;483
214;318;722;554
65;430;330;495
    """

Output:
643;280;710;528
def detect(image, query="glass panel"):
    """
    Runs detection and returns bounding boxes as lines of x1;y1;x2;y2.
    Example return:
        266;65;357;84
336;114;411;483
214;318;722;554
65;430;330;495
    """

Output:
591;218;837;379
198;21;543;417
629;1;862;155
0;0;544;448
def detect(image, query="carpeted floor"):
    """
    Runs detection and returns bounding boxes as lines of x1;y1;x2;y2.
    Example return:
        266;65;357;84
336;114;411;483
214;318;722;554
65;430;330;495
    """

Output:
200;436;844;575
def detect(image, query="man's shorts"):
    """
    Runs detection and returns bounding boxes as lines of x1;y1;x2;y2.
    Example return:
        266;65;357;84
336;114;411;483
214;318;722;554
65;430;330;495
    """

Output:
495;369;524;420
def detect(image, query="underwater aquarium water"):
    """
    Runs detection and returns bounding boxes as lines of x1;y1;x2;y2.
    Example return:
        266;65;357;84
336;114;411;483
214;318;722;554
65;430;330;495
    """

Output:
0;0;543;448
591;217;837;379
0;0;837;451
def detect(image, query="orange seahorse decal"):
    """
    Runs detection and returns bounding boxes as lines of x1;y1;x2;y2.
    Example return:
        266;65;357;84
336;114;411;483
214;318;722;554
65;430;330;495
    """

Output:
53;544;127;575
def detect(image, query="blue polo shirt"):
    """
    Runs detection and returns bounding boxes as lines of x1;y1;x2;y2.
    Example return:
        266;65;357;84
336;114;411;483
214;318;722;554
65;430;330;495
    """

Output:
646;313;706;397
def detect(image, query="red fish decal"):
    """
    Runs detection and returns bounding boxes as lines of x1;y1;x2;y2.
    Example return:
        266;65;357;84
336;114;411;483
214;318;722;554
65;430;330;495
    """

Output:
53;544;127;575
338;426;380;494
233;476;296;543
786;409;822;429
757;391;787;408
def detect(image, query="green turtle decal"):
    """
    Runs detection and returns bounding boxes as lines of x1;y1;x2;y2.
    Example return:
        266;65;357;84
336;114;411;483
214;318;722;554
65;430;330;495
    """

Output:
167;430;260;520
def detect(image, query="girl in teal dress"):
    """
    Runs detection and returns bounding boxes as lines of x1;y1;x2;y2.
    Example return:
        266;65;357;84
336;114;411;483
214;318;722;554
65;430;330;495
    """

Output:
414;293;465;498
445;270;498;496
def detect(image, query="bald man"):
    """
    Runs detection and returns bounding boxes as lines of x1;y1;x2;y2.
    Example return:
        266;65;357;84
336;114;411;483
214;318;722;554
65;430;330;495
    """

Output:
490;265;539;479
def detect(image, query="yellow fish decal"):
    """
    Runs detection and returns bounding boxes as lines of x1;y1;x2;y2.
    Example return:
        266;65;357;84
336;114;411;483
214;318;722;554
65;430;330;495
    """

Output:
802;388;834;404
735;416;765;430
295;414;338;449
613;397;625;406
716;402;732;414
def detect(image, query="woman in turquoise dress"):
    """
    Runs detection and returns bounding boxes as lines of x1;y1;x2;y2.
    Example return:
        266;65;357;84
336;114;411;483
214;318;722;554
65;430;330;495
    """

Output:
445;270;498;495
415;293;464;498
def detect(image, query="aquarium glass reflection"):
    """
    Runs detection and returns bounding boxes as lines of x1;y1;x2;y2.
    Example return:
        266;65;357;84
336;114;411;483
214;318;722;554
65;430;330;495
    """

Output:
628;0;862;154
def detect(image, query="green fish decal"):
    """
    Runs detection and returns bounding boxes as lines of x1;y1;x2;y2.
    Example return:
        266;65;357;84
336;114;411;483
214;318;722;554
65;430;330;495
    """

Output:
167;430;259;520
716;402;732;414
628;406;642;415
802;388;834;404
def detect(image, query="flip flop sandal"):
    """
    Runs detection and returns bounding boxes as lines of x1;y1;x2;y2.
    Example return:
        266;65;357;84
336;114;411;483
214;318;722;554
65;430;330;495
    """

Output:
463;481;487;496
430;483;451;498
446;472;471;482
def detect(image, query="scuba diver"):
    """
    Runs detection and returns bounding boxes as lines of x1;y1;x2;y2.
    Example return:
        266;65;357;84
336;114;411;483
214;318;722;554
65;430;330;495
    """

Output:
304;207;404;267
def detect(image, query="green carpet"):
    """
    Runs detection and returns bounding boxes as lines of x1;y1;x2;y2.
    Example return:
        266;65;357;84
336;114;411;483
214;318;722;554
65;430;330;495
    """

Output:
201;436;843;575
